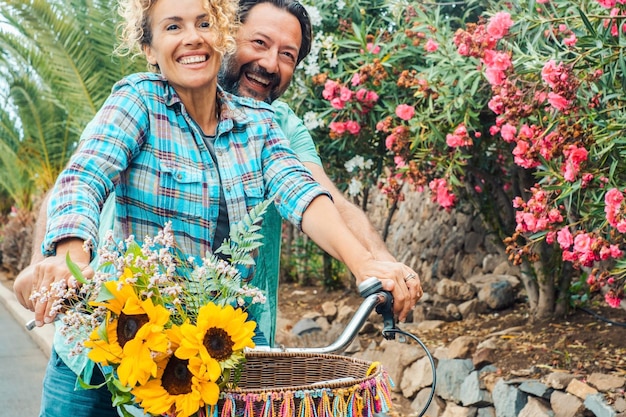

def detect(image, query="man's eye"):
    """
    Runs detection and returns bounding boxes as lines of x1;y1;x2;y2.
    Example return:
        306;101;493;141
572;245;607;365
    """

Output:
282;52;296;63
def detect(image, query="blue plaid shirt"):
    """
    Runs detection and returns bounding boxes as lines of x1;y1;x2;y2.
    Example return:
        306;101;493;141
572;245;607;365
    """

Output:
43;72;327;260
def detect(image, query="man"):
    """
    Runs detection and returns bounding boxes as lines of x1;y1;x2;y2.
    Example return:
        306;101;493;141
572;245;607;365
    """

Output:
217;0;422;345
15;0;422;346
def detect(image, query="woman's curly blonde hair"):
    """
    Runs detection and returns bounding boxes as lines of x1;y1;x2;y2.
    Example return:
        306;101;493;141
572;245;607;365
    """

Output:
114;0;238;68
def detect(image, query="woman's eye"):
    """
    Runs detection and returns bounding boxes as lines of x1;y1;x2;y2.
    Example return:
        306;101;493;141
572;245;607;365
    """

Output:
199;21;210;28
166;24;179;31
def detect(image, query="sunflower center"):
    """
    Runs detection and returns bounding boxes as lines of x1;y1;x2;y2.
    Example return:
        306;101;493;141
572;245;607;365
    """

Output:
203;327;234;361
162;356;193;395
117;312;149;347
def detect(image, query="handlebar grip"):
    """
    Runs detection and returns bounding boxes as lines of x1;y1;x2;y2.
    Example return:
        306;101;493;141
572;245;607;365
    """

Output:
358;277;396;338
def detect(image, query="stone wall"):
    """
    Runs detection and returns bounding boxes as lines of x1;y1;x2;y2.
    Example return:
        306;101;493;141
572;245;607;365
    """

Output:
366;186;513;287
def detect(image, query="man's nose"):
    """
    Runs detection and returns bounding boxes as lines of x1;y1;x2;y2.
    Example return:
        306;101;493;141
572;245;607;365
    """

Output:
258;52;279;74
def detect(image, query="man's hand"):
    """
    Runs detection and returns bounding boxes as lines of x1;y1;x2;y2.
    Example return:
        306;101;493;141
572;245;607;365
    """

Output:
353;260;422;322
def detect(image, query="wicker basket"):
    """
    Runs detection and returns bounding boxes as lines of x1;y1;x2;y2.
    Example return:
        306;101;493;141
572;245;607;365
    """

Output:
217;351;393;417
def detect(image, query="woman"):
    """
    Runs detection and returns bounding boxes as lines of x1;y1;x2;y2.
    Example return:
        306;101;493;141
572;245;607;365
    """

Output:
30;0;416;415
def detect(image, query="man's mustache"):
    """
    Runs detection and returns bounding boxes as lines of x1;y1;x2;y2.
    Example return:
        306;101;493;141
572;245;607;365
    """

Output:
243;64;280;89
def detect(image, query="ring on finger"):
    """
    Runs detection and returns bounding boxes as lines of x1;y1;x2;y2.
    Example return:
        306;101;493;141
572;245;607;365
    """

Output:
404;273;417;282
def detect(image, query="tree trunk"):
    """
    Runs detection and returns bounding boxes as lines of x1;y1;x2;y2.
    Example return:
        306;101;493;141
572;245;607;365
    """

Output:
519;262;539;310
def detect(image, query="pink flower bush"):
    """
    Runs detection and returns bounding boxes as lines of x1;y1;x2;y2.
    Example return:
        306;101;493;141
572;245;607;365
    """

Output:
395;104;416;121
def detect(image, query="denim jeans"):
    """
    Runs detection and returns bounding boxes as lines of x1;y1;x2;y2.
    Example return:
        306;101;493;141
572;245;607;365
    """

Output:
39;348;118;417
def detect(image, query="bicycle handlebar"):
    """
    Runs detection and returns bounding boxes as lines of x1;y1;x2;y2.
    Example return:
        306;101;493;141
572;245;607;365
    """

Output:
252;277;397;354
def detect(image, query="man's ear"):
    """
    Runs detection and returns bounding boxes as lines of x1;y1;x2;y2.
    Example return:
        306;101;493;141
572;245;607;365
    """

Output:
143;44;157;66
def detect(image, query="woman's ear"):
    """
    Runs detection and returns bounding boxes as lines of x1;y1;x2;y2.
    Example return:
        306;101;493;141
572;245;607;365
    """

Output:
143;44;157;66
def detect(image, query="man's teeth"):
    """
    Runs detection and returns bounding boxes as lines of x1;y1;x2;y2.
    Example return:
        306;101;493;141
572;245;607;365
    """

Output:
179;55;207;64
247;73;269;86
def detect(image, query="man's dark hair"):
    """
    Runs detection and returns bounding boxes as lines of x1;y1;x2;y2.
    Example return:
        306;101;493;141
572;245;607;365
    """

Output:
237;0;312;66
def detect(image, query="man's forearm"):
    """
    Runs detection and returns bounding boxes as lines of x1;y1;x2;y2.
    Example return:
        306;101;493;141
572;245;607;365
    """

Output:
305;163;396;262
336;199;397;262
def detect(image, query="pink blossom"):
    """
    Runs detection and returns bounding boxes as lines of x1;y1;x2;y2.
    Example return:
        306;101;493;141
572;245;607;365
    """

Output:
345;120;361;135
573;233;592;254
605;188;624;206
597;0;617;8
366;42;381;54
376;120;389;132
424;39;439;52
457;43;469;56
355;88;367;101
429;178;456;209
536;0;549;3
482;50;512;71
541;60;563;88
487;12;514;40
365;91;379;103
488;95;505;114
330;97;345;110
548;92;570;111
351;73;362;86
563;33;577;46
500;123;517;142
394;156;406;168
485;67;506;86
617;220;626;233
558;24;568;32
446;133;464;147
557;227;573;249
329;121;346;135
605;291;622;308
395;104;416;121
339;86;352;102
385;134;397;150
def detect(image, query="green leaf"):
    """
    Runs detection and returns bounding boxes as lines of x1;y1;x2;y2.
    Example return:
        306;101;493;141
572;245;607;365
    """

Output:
65;251;87;285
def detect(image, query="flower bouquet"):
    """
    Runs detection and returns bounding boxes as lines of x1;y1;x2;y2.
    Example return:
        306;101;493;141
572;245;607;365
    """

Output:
52;201;271;417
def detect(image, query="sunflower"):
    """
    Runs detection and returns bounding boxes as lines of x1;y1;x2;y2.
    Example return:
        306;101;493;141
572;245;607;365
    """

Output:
85;278;140;365
85;276;171;386
116;296;171;387
175;303;256;369
131;329;221;417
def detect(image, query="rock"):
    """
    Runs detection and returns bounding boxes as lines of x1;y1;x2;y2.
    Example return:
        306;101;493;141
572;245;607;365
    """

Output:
291;318;322;336
587;373;625;392
566;378;598;400
477;281;515;310
492;379;528;417
321;301;337;321
460;371;492;407
435;359;475;402
472;347;496;369
440;402;477;417
401;356;435;398
550;390;584;417
518;380;552;399
436;278;477;301
585;393;617;417
519;397;552;417
447;335;479;359
545;372;576;390
411;387;445;416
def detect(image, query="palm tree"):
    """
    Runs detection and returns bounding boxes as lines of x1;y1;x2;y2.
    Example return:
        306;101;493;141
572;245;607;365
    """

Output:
0;0;145;208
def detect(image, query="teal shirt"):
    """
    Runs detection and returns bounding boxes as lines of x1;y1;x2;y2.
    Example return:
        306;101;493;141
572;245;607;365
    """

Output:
248;100;322;347
57;100;321;364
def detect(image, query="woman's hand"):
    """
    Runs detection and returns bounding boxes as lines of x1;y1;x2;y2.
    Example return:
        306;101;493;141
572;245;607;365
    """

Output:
30;239;91;327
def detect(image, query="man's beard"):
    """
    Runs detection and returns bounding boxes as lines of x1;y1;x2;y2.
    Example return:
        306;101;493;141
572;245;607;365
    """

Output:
219;56;283;104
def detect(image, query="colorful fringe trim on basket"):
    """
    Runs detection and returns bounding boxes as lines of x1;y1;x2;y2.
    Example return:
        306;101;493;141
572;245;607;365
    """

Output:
213;369;394;417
